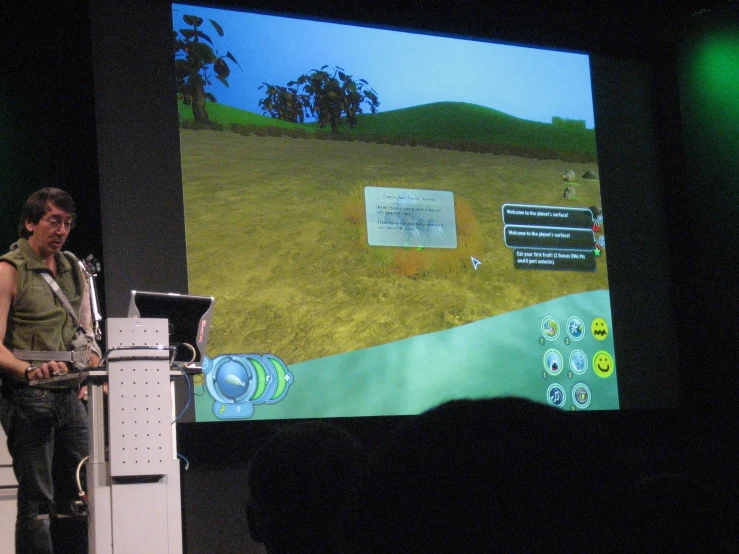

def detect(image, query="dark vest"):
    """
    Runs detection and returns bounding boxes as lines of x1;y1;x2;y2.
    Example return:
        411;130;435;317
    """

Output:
1;238;84;356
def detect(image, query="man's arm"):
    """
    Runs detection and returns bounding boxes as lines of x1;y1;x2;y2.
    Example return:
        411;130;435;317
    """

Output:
0;261;28;380
0;261;71;381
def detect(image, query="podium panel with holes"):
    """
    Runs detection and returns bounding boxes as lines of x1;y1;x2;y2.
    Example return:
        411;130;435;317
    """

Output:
87;318;183;554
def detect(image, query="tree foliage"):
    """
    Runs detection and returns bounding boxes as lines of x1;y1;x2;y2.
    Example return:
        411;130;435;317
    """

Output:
260;65;379;131
174;14;240;124
257;83;306;124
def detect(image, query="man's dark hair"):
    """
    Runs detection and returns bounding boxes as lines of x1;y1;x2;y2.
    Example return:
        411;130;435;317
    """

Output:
18;187;76;239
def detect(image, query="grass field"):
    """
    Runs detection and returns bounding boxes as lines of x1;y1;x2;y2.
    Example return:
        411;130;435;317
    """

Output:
181;129;608;365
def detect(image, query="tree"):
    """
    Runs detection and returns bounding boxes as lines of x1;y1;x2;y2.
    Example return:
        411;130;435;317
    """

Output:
174;14;240;124
296;66;379;131
295;67;345;131
257;83;306;124
259;65;379;131
339;70;379;129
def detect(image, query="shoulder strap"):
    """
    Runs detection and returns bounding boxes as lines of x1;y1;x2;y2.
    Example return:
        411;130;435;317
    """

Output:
39;271;82;328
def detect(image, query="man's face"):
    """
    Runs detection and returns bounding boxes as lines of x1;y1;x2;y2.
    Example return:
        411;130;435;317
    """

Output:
25;203;75;258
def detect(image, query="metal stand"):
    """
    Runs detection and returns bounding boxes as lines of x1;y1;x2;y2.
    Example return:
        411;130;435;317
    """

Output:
87;318;183;554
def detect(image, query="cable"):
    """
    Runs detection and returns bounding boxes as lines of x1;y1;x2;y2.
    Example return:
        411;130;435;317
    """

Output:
169;342;197;365
172;362;192;424
76;456;88;498
182;342;197;365
177;453;190;470
73;455;89;517
100;344;176;365
171;363;194;472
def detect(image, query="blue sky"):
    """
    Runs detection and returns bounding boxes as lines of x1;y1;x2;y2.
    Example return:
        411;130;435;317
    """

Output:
173;3;596;128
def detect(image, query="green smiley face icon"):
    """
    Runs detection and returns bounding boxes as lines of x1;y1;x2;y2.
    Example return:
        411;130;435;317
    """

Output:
593;351;614;378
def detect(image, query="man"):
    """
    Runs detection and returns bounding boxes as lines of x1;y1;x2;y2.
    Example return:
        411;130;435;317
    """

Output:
0;187;100;553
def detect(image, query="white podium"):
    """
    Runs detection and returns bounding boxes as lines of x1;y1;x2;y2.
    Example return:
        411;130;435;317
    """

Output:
87;318;183;554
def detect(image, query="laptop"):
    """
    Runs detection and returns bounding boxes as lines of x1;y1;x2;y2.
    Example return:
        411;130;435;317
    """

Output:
127;291;215;368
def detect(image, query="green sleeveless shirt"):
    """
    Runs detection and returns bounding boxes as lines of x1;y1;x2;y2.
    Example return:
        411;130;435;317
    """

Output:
1;238;85;356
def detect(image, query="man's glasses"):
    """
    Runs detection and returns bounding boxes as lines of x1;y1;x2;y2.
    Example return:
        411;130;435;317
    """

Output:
42;215;76;231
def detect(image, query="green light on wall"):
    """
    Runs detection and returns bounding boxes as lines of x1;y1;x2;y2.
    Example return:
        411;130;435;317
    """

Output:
679;19;739;210
686;29;739;125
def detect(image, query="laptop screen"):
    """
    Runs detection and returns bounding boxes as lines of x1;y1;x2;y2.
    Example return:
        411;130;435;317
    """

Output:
127;291;215;366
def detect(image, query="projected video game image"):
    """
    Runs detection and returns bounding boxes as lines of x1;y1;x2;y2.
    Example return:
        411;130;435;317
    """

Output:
172;3;619;420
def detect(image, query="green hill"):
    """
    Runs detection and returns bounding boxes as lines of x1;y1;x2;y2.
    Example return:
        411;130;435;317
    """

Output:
178;100;301;129
178;99;596;159
341;102;597;157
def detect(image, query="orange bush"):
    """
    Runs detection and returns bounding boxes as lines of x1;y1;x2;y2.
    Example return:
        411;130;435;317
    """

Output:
454;197;478;238
342;198;365;225
390;249;426;278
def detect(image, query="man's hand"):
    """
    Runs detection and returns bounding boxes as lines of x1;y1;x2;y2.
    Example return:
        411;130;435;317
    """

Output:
26;360;69;381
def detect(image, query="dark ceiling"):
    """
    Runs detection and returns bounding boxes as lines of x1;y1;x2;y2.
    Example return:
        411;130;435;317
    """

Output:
205;0;737;59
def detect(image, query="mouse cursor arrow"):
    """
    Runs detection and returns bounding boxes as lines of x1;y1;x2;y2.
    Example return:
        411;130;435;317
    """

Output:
471;257;481;270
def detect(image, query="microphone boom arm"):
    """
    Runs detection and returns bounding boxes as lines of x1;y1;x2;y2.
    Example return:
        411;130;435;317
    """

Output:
78;255;103;341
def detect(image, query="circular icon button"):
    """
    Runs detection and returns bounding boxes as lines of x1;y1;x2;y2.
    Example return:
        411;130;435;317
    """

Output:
215;360;251;400
569;349;588;374
592;350;615;378
547;383;566;408
572;383;592;409
541;316;560;341
567;316;585;341
543;349;564;375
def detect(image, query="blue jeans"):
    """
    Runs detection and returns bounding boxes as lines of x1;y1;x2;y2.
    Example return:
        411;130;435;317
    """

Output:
0;384;89;554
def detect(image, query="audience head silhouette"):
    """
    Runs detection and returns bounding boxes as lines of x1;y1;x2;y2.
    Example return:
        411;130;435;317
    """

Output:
246;398;733;553
246;420;367;554
359;397;632;553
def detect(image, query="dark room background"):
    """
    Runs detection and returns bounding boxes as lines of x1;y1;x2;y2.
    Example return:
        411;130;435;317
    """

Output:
2;0;738;552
